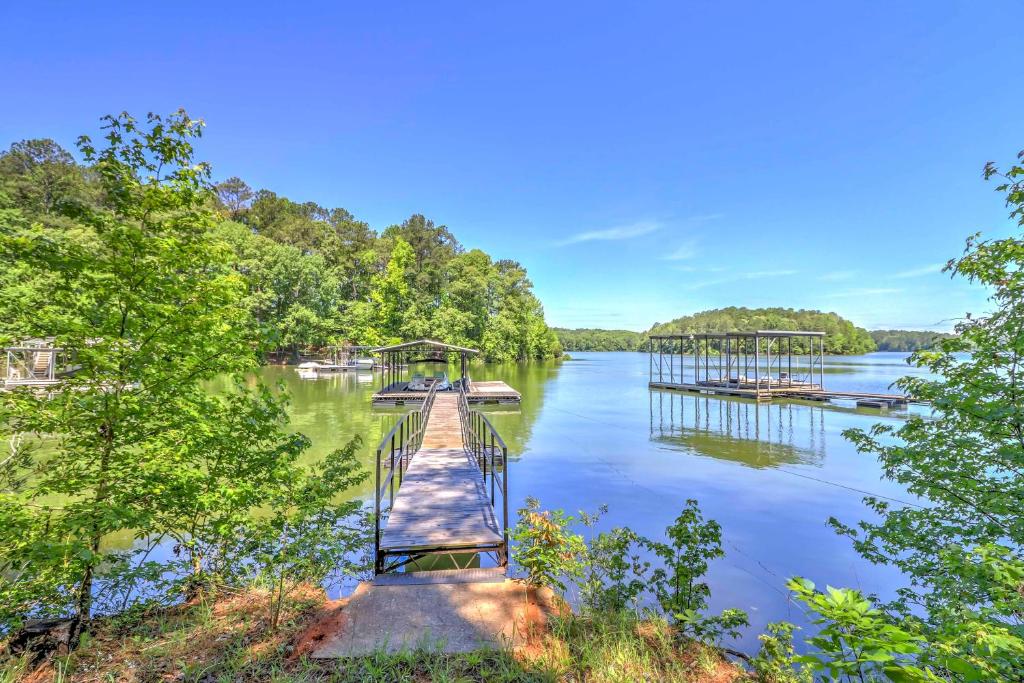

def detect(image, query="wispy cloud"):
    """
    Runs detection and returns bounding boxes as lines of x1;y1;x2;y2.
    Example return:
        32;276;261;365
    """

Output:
818;269;859;282
683;269;798;290
827;287;903;298
687;213;724;223
555;221;660;246
893;263;943;279
661;239;698;261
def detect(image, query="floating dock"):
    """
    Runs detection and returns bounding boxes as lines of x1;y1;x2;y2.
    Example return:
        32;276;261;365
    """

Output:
649;331;915;407
373;379;521;405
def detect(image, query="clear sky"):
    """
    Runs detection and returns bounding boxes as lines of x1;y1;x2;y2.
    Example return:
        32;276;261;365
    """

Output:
2;2;1021;332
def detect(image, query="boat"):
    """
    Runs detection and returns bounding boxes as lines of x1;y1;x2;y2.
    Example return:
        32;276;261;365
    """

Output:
297;361;321;379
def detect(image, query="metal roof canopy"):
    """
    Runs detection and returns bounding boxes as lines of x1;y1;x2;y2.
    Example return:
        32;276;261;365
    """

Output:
371;339;480;354
649;330;825;340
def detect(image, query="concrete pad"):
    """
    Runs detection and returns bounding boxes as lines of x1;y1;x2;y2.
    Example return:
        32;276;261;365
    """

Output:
311;579;530;656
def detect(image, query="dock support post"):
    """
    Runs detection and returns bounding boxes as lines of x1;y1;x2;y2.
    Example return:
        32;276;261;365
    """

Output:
755;335;760;397
819;336;825;389
788;337;793;387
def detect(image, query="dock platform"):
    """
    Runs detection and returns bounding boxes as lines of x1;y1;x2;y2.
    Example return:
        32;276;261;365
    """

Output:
374;383;509;575
372;380;521;405
649;380;912;407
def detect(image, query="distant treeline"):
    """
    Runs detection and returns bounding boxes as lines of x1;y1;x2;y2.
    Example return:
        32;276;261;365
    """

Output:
552;328;644;352
646;307;876;354
869;329;954;352
556;307;883;354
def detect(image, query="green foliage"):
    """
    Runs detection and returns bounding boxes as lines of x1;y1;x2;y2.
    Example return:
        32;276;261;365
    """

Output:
750;622;813;683
868;330;955;352
1;136;562;362
0;110;255;634
517;499;748;650
642;500;748;645
578;505;647;613
554;328;644;352
646;306;877;355
0;112;370;640
510;497;586;592
787;578;935;682
230;437;368;628
838;151;1024;679
220;200;561;360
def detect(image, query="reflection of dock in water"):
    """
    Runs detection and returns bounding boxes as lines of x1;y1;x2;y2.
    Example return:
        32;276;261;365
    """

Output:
649;389;826;468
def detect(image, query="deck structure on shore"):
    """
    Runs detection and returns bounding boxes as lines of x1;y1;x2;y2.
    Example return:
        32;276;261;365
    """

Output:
3;340;76;389
649;331;913;408
371;339;521;405
373;375;509;576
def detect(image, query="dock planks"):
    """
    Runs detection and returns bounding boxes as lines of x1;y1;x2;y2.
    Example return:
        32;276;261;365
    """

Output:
373;380;520;405
380;394;503;557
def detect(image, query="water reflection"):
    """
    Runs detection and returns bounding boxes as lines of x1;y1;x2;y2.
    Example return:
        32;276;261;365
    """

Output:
649;390;826;468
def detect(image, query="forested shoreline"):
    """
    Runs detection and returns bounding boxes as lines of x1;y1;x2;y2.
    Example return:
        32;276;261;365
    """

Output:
869;329;954;352
0;139;561;363
555;308;932;355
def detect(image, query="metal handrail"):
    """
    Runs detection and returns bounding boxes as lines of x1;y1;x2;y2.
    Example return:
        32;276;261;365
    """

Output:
457;383;510;566
373;379;441;574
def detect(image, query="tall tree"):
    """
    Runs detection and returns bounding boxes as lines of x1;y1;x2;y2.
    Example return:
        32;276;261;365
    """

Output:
0;111;255;637
213;176;253;219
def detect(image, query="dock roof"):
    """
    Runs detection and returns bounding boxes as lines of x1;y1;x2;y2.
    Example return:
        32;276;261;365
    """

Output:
370;339;480;354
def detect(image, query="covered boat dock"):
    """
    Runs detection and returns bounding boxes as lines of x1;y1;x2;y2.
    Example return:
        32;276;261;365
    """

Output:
649;331;913;407
371;340;521;405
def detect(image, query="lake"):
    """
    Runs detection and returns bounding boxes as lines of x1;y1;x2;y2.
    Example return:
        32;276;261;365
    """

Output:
245;350;931;653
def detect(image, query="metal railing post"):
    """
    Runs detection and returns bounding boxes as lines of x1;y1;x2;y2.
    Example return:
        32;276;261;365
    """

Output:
374;447;382;574
502;445;509;566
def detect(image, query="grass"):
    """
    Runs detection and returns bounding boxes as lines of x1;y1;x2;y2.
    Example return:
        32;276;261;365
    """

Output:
2;585;746;682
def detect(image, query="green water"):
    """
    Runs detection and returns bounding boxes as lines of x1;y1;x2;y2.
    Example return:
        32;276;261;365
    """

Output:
102;351;928;652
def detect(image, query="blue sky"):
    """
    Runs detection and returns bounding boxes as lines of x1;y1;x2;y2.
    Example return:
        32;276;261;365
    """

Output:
2;2;1021;332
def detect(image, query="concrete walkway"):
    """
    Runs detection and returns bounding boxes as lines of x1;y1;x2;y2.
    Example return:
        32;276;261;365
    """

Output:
311;578;531;656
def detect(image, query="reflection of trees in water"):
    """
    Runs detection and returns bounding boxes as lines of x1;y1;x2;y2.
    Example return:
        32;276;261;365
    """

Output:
464;360;559;461
649;390;826;468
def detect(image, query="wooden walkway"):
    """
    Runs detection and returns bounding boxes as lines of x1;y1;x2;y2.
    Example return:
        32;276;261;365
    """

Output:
378;393;504;571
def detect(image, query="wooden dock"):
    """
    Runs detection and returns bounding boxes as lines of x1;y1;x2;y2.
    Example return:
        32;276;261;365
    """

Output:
373;380;521;405
648;331;917;408
374;385;509;575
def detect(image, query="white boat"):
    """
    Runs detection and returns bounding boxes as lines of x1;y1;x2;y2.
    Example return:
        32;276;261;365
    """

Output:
297;361;321;379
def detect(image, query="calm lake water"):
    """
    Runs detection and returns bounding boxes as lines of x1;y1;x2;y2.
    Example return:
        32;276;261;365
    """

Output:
240;351;931;653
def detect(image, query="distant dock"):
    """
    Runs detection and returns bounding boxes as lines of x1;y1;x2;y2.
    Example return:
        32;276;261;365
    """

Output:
649;331;915;408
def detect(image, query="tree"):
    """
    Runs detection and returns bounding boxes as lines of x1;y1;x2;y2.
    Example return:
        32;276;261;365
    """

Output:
0;111;256;638
839;151;1024;679
0;139;88;216
213;176;253;218
370;237;414;344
